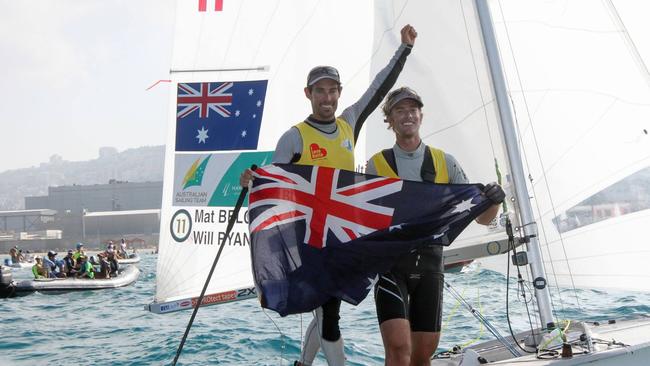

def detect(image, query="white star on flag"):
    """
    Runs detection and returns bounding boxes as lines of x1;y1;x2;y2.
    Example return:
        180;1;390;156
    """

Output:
256;100;262;107
389;224;403;232
450;198;475;214
241;130;247;138
366;274;379;290
248;89;254;96
196;126;209;143
432;231;446;240
235;110;240;117
252;114;256;119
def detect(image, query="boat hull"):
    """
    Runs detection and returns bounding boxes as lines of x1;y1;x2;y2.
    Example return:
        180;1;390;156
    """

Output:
2;265;140;297
117;253;141;264
432;318;650;365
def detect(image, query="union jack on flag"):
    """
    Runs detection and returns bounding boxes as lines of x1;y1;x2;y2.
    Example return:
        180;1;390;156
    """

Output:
248;164;493;316
249;164;402;249
175;80;268;152
177;82;233;119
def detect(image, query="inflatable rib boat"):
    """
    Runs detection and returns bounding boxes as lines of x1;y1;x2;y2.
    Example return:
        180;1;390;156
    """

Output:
117;253;141;264
0;265;140;298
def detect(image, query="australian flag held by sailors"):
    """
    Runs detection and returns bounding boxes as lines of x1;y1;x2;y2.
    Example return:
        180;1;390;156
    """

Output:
248;164;493;316
175;80;268;151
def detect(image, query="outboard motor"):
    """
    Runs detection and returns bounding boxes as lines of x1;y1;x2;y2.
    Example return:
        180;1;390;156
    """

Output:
0;266;16;298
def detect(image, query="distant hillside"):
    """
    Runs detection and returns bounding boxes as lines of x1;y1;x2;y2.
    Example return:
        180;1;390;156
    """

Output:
0;146;165;210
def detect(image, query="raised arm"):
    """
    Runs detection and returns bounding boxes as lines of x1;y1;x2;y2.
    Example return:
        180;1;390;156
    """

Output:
340;25;418;143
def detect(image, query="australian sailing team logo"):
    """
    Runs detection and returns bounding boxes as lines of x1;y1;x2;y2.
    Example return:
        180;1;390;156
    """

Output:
182;155;211;190
172;151;273;207
174;154;212;206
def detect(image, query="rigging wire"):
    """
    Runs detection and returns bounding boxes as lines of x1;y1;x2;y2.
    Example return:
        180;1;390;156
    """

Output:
261;307;288;366
420;0;503;143
440;281;486;350
504;218;537;354
190;4;209;76
419;101;496;141
494;0;581;315
602;0;650;91
459;0;499;161
266;0;325;82
444;280;522;357
344;0;411;86
215;0;246;79
172;182;251;366
461;0;541;342
244;1;282;81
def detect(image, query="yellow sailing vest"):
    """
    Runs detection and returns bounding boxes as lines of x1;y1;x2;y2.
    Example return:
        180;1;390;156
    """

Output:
294;118;355;170
370;145;449;183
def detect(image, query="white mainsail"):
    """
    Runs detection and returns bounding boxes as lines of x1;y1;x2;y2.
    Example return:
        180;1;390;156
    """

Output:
152;0;380;313
151;0;515;313
365;0;650;293
365;0;650;363
153;0;650;309
475;0;650;293
153;0;650;364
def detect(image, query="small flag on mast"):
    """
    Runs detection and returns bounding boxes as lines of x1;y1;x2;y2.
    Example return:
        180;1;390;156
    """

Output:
198;0;223;12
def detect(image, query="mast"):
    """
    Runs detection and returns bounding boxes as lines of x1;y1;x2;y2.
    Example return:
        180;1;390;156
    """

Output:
474;0;555;329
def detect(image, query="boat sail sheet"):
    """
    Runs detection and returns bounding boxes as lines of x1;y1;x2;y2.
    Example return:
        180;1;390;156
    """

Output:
367;0;650;293
151;1;650;363
477;0;650;292
151;0;381;313
152;0;512;314
152;0;650;314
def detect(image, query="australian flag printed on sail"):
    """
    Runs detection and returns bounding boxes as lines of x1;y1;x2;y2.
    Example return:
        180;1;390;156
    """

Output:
248;164;493;316
175;80;267;151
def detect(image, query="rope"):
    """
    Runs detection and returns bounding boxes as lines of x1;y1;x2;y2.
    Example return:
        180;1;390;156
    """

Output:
172;169;252;366
261;307;288;365
494;0;577;316
504;218;536;354
444;280;522;357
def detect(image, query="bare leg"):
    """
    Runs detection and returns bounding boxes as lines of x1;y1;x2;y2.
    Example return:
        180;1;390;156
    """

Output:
409;331;440;366
380;318;411;366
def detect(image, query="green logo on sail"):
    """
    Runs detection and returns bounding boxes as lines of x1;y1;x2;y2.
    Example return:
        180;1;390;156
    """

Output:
209;151;273;206
182;155;211;190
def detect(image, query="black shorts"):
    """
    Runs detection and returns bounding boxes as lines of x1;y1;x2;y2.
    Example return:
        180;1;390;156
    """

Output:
374;268;444;332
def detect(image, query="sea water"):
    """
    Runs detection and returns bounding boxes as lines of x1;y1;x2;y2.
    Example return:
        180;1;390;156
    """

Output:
1;254;649;365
